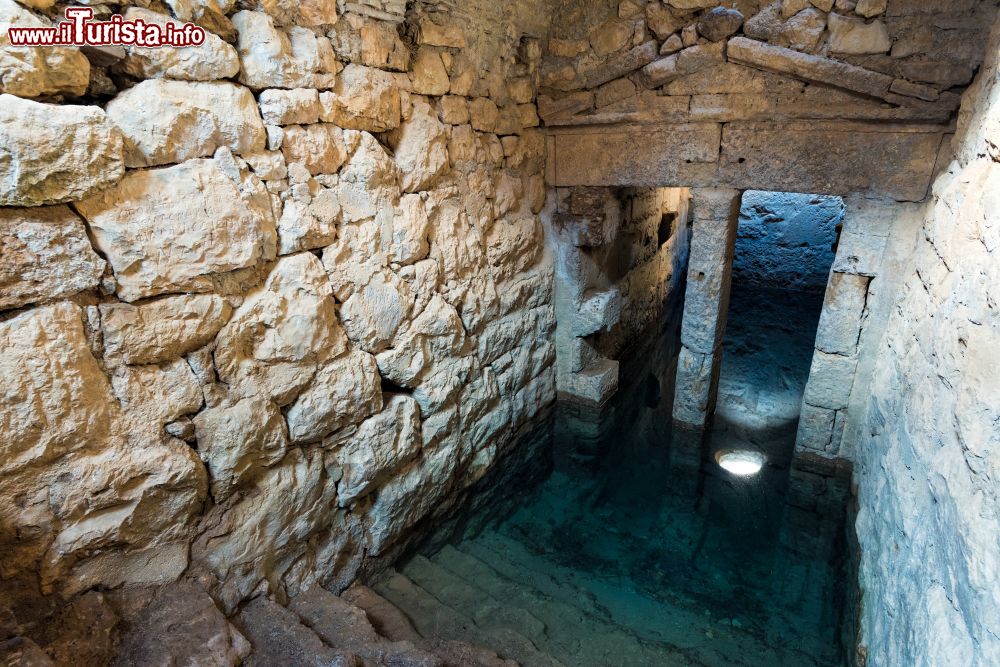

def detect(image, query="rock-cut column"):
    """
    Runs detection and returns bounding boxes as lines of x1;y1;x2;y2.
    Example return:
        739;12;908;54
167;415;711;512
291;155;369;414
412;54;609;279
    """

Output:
672;188;741;431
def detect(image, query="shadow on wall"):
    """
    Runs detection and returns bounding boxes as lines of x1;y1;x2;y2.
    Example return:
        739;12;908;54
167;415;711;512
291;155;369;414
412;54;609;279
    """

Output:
735;191;845;292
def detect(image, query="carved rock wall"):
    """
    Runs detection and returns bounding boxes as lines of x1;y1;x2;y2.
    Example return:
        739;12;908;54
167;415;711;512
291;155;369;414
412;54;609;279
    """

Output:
854;15;1000;664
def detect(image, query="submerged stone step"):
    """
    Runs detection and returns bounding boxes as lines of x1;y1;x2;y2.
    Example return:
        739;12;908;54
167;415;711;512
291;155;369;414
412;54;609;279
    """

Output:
432;544;692;667
341;583;516;667
467;531;823;667
374;570;565;667
401;554;550;646
289;586;442;667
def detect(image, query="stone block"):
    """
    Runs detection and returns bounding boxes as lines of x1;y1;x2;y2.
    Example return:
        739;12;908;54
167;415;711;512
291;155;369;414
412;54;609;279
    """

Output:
692;187;742;221
719;122;943;201
386;99;449;193
232;11;338;90
680;202;738;355
0;0;89;98
804;350;859;410
0;303;116;474
100;294;232;366
259;88;322;125
672;345;720;430
0;205;106;311
814;272;870;356
828;13;891;55
832;229;888;276
538;92;594;121
106;80;266;168
76;154;276;301
119;8;239;81
795;402;837;453
727;36;893;100
572;287;623;337
697;7;744;42
215;253;347;406
334;394;422;505
549;123;721;187
581;40;659;89
0;95;123;207
319;64;400;132
559;358;619;405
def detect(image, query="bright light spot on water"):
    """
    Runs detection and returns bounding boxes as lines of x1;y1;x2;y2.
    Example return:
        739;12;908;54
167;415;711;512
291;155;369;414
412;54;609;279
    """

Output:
716;450;765;477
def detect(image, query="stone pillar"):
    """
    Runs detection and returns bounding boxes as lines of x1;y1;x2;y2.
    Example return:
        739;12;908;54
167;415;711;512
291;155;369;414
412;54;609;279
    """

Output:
795;196;923;460
672;188;741;431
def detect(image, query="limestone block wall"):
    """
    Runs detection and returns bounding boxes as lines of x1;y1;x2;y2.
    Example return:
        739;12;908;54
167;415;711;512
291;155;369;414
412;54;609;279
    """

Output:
540;0;995;201
541;0;994;125
853;15;1000;664
0;0;557;611
550;185;690;404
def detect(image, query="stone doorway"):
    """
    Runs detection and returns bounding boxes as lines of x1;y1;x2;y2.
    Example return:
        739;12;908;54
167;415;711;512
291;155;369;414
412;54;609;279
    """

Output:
709;191;844;473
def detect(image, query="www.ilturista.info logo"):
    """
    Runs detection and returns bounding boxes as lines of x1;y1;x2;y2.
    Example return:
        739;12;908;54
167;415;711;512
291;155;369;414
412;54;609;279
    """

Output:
7;7;206;47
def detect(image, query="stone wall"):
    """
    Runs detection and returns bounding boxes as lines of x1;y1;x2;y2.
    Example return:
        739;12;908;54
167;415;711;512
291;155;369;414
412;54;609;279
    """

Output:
0;0;557;613
853;15;1000;665
735;190;843;292
549;185;690;404
540;0;996;201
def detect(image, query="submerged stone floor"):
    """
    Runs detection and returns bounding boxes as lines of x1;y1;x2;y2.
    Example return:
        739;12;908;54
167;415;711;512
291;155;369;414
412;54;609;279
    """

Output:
382;285;848;666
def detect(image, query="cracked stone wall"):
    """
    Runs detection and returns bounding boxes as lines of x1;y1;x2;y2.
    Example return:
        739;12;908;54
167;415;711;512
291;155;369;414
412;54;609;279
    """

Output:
853;14;1000;666
0;0;556;613
549;186;691;404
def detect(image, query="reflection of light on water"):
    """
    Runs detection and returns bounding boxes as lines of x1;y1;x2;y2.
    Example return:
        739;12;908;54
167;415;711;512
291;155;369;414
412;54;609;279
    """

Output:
715;449;765;477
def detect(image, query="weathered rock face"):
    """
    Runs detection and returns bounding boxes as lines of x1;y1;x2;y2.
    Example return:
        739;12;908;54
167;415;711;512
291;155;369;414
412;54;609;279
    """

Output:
100;295;233;366
0;96;124;207
320;63;401;131
232;10;339;89
106;80;266;168
1;0;552;639
734;191;843;291
76;153;276;301
386;99;450;193
214;252;346;405
855;21;1000;663
0;205;106;311
0;303;207;591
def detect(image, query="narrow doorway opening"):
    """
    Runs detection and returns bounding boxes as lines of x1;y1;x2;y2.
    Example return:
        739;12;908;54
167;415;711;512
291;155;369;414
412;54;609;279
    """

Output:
712;190;844;467
702;190;848;664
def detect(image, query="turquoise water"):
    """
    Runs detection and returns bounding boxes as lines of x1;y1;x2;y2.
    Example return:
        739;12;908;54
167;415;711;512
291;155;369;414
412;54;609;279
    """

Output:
473;286;850;665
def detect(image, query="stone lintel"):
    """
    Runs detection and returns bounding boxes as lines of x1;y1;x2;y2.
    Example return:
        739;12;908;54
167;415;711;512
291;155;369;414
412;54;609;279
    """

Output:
547;121;944;201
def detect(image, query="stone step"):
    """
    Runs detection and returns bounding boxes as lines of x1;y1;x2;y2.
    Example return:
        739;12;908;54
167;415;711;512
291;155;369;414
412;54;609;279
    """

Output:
341;584;515;667
453;537;612;622
466;531;824;667
289;586;442;667
432;544;695;667
400;555;550;647
236;596;360;667
374;570;564;667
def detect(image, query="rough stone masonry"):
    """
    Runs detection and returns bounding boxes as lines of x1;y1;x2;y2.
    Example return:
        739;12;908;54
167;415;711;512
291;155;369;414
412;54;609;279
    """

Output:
0;0;556;621
1;0;999;665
